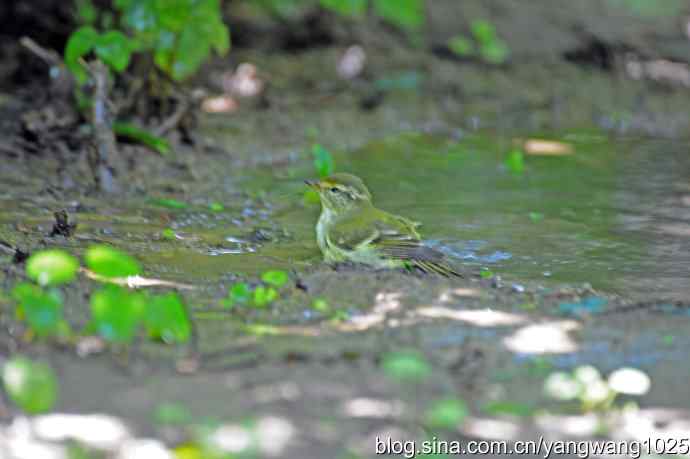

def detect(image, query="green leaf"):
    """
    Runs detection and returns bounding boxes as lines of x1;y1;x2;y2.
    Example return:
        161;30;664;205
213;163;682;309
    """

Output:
90;285;145;342
381;350;431;382
253;286;278;307
65;26;98;84
505;149;525;174
529;212;544;222
171;24;210;81
312;144;335;178
26;249;79;286
448;35;474;57
372;0;423;29
261;270;289;288
12;283;67;337
145;292;190;343
3;357;58;414
149;198;188;209
312;298;330;312
161;228;176;240
483;401;534;417
470;20;496;44
85;245;141;278
113;122;170;155
480;40;510;64
209;202;224;212
154;402;191;425
320;0;367;17
76;0;98;25
94;30;132;72
480;267;494;279
424;398;468;429
225;282;251;306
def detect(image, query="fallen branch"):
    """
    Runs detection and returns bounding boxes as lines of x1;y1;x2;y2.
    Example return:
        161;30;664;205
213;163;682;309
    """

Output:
81;268;196;290
154;96;190;136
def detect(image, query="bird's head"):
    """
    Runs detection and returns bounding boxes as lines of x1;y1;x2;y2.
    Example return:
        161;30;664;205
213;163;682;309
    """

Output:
305;173;372;213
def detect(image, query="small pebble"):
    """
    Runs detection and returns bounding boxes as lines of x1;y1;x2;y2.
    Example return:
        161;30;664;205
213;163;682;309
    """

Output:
511;284;525;293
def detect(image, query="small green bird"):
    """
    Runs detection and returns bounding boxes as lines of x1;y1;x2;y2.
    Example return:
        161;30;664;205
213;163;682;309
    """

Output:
306;173;462;277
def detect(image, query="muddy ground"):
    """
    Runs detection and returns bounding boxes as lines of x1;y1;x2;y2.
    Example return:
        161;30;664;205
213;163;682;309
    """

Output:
1;1;690;458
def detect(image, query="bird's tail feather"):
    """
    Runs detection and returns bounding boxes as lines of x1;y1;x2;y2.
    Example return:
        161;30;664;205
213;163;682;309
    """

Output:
414;260;463;278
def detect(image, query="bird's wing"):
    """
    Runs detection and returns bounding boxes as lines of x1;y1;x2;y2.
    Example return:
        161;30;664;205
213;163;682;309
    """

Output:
329;213;462;277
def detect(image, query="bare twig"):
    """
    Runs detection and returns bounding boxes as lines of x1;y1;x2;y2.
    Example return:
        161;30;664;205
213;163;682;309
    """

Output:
20;37;61;67
154;96;190;136
81;268;196;290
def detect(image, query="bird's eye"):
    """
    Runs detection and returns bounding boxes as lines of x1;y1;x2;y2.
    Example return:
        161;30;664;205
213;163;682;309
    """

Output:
330;187;339;193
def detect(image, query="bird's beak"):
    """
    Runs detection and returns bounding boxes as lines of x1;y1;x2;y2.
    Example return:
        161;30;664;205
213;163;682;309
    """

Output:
304;179;320;190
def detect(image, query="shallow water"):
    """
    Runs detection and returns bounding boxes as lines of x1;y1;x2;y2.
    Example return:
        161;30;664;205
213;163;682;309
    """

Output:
244;131;690;300
1;131;688;301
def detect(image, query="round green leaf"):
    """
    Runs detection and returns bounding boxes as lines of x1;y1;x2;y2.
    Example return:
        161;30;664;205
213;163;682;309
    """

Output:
85;245;141;278
3;357;58;414
12;283;66;337
381;350;431;382
95;30;133;72
424;398;468;429
91;285;145;342
145;292;191;344
261;270;289;288
26;249;79;286
65;26;98;84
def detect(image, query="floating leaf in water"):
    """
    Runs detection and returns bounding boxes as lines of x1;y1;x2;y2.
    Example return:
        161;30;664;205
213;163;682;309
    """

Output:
253;286;278;307
209;202;225;212
26;249;79;286
381;350;431;382
90;285;145;342
3;357;58;414
224;282;251;307
154;402;191;425
483;401;534;417
559;296;606;316
12;283;68;337
424;398;468;429
113;122;170;155
312;298;330;313
480;267;494;279
505;149;524;174
161;228;176;240
145;292;190;343
312;144;335;178
261;270;289;288
470;20;496;44
528;212;544;222
85;245;141;278
149;198;189;210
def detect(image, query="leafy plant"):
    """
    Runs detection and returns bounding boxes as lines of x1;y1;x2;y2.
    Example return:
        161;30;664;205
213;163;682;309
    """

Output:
3;357;58;414
113;122;171;155
65;0;230;83
448;19;510;64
